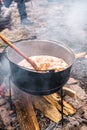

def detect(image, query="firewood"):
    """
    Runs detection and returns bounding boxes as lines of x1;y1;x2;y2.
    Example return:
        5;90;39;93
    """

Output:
51;93;61;101
31;96;61;123
67;78;78;85
47;93;76;115
63;86;76;98
44;95;68;115
63;100;76;115
13;86;40;130
75;52;87;58
66;84;87;100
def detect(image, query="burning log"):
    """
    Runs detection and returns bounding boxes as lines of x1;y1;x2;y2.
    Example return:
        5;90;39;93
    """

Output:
31;96;62;123
12;82;76;129
63;100;76;115
44;95;68;115
50;93;76;115
0;84;77;130
31;92;76;123
13;86;40;130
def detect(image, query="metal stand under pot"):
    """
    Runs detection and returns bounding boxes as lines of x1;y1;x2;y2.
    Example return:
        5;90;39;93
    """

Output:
8;75;64;126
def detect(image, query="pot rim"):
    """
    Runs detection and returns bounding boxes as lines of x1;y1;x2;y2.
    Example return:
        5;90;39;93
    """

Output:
4;40;75;74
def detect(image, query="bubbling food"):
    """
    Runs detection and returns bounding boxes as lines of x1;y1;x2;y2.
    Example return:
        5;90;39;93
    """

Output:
18;55;68;72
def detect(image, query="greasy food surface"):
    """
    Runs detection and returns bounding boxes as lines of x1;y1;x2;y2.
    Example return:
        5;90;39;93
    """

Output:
18;55;68;72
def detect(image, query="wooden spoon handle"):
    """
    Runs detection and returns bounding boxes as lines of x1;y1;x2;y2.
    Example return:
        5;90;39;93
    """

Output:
0;33;38;70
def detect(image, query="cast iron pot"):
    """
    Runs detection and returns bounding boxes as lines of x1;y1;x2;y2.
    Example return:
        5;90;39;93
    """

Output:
3;40;75;95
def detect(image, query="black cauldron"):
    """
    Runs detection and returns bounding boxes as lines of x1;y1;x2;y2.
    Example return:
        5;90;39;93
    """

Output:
2;40;75;95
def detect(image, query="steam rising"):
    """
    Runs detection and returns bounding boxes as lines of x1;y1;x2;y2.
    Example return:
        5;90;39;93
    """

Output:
0;0;87;85
65;0;87;42
0;54;11;86
42;0;87;52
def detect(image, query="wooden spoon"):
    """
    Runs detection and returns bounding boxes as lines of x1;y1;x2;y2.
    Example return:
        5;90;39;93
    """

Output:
0;33;39;71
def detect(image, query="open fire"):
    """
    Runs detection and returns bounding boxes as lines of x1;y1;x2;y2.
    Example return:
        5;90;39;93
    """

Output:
0;51;87;130
0;74;87;130
0;0;87;130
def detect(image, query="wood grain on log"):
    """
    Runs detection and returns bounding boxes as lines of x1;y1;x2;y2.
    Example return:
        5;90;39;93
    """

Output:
44;95;68;115
63;86;76;98
13;86;40;130
51;93;76;115
31;96;61;123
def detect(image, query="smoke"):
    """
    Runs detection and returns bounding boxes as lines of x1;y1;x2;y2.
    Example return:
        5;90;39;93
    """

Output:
65;0;87;42
0;53;11;87
42;0;87;52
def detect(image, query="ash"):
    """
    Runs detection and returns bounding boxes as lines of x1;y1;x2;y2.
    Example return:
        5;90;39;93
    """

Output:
0;95;21;130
